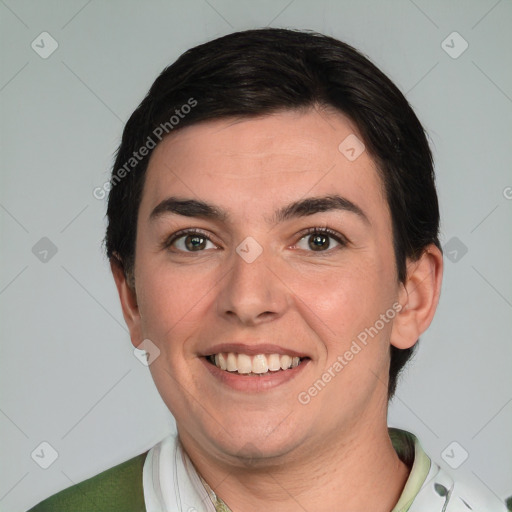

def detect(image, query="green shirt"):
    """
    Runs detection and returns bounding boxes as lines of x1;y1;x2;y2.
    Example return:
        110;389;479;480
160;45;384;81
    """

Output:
27;450;148;512
25;427;489;512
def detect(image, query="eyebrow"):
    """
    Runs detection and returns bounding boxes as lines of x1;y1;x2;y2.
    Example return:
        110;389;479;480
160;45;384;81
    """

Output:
149;194;369;225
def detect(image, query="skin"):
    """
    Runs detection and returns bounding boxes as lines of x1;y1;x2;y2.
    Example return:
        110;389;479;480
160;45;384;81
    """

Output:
112;107;443;511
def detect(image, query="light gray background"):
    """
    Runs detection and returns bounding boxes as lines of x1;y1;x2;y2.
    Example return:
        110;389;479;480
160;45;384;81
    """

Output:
1;1;511;511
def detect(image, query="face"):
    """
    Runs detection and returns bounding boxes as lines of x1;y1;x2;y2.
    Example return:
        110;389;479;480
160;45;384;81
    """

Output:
127;108;407;466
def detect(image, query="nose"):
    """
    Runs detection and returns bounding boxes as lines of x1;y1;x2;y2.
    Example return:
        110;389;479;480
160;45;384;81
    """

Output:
216;244;289;326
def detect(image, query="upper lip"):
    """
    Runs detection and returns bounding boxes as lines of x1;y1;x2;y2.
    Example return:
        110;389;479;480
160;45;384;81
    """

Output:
200;343;310;358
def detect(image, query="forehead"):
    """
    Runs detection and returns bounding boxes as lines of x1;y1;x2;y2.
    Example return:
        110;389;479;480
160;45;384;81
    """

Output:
140;108;387;223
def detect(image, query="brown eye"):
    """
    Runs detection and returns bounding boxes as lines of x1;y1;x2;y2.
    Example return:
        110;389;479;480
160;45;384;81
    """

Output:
166;230;217;252
295;227;346;252
184;234;208;251
308;233;331;251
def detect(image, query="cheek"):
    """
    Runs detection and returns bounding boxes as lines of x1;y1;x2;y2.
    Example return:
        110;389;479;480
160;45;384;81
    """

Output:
296;261;381;325
135;251;222;348
293;257;397;361
135;256;184;334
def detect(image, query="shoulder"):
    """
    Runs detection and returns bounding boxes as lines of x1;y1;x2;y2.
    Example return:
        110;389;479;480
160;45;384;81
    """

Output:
412;453;509;511
26;451;148;512
441;474;510;511
390;428;510;511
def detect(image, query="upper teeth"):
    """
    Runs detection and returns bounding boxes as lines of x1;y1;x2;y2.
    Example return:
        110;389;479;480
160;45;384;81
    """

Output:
211;353;301;374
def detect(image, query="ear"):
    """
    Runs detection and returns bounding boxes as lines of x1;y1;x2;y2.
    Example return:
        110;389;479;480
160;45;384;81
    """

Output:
390;244;443;349
110;257;143;349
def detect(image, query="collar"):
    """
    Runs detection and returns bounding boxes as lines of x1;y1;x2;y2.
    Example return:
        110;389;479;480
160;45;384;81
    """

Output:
143;427;505;512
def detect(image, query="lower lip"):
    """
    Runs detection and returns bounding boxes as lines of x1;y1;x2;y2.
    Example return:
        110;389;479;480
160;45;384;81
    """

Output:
201;357;310;392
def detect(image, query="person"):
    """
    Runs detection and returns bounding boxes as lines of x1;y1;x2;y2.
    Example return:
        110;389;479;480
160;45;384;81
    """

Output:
27;27;509;512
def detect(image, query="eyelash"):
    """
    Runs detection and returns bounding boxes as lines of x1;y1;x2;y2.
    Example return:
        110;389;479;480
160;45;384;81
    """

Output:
162;226;348;253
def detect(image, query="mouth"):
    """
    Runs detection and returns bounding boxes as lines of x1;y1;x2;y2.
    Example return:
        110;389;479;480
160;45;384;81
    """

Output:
205;352;309;376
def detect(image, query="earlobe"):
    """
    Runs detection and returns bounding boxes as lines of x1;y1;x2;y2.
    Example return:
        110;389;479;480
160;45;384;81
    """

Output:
110;258;143;348
390;244;443;350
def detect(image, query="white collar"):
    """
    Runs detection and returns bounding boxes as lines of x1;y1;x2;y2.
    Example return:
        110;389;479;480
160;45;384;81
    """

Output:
143;432;507;512
143;434;216;512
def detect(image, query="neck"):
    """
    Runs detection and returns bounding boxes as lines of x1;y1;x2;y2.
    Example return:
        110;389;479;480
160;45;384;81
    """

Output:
179;419;411;512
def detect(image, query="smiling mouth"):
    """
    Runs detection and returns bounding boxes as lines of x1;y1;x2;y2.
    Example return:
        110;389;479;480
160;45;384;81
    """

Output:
206;352;308;376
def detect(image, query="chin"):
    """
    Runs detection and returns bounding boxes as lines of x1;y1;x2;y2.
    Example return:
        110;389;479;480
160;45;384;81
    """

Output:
205;421;305;466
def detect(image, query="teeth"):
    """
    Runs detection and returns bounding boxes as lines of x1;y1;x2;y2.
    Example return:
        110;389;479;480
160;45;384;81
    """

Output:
237;354;252;374
217;353;227;371
209;352;303;374
226;352;238;372
267;354;281;371
252;354;268;374
280;355;292;370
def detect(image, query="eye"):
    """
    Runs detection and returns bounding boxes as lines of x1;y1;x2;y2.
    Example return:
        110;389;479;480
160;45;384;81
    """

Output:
294;227;347;252
164;229;218;252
